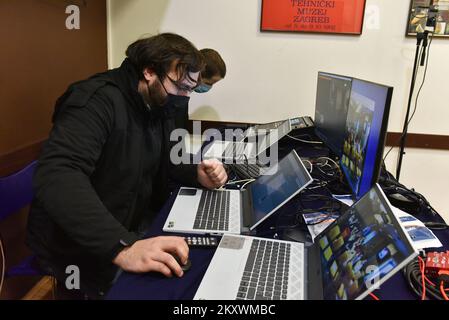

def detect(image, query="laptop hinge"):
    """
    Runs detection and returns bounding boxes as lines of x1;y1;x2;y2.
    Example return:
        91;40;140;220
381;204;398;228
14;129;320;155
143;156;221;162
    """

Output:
305;242;324;300
240;187;254;234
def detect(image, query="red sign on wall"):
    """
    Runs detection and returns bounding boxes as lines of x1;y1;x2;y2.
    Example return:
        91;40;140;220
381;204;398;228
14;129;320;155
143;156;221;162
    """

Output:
261;0;366;35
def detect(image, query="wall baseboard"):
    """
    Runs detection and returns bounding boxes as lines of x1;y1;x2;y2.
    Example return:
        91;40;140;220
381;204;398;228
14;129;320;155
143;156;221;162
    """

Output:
1;129;447;177
187;119;449;151
386;132;449;150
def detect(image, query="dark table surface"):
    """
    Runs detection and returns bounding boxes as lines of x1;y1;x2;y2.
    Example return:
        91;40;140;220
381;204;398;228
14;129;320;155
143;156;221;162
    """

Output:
106;183;449;300
106;138;449;300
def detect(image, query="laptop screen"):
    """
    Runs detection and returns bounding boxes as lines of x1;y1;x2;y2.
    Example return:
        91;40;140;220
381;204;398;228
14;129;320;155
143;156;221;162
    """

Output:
316;185;416;300
250;151;312;226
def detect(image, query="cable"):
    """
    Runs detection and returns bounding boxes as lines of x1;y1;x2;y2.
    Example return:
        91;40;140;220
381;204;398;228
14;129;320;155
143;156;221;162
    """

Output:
390;32;434;166
369;292;380;300
405;255;448;300
419;256;426;300
240;179;255;190
226;179;254;185
405;32;434;136
380;172;440;217
286;134;323;144
424;222;448;230
317;157;339;169
0;233;5;296
302;160;313;174
383;38;429;162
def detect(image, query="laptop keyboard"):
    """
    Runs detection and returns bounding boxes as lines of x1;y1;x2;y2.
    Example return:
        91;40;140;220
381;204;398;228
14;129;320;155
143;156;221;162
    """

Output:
237;239;292;300
193;190;230;231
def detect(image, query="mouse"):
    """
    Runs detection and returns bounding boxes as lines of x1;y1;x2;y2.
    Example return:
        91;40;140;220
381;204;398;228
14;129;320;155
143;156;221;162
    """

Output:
171;253;192;272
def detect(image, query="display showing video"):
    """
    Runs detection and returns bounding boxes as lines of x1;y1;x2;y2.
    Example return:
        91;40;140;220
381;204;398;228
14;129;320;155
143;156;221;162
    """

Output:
340;78;392;199
317;186;415;300
341;91;374;196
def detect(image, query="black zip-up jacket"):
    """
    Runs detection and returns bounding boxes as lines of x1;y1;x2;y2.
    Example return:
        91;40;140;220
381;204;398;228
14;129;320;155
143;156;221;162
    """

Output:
27;59;199;296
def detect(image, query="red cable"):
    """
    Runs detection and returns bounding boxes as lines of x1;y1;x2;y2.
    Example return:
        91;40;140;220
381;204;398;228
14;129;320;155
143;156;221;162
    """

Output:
418;257;426;300
369;292;380;300
440;282;449;301
418;256;436;287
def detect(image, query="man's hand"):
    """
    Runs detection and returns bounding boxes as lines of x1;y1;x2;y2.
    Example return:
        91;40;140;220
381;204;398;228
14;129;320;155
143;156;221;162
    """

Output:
113;236;189;277
197;159;228;189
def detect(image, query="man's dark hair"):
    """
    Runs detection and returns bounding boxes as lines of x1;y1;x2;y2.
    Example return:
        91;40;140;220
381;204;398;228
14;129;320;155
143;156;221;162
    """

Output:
126;33;205;81
200;48;226;80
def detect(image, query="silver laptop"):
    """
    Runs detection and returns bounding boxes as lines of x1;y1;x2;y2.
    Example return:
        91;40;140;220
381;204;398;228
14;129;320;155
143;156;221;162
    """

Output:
194;184;418;300
202;119;291;161
163;150;313;235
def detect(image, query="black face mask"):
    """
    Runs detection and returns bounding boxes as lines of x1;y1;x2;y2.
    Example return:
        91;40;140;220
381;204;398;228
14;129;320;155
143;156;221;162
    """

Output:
146;80;190;120
159;94;190;119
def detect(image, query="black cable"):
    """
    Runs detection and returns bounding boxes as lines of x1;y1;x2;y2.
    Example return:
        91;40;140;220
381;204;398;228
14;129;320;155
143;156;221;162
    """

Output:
383;43;426;162
404;256;446;300
384;34;433;163
406;32;433;135
389;32;434;167
424;222;449;230
380;172;440;217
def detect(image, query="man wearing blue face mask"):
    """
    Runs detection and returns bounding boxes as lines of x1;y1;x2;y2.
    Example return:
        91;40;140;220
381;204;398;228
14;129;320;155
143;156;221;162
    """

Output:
27;33;228;299
174;48;226;129
196;48;227;93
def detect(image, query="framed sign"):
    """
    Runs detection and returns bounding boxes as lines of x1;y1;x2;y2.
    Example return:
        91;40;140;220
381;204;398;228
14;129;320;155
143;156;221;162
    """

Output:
406;0;449;37
260;0;366;35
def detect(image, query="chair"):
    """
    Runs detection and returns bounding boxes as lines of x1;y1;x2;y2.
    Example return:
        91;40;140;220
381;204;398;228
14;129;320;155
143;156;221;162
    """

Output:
0;160;52;298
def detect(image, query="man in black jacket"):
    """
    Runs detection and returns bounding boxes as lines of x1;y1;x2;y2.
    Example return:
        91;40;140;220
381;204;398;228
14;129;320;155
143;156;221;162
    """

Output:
27;33;228;298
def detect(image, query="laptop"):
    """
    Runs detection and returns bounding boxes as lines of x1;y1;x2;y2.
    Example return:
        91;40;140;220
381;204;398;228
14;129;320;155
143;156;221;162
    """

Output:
194;184;418;300
202;119;292;161
163;150;313;235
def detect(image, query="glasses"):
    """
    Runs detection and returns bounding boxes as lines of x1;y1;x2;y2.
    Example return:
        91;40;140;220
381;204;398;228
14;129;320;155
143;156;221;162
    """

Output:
164;74;198;94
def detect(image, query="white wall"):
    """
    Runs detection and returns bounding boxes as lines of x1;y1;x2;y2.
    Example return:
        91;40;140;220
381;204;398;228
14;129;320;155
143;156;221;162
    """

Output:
108;0;449;222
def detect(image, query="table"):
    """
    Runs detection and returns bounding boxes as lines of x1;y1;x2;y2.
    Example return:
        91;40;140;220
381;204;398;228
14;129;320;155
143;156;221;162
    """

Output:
106;188;449;300
106;139;449;300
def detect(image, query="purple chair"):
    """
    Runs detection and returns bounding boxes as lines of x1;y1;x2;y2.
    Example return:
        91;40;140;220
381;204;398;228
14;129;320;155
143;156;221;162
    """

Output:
0;161;43;279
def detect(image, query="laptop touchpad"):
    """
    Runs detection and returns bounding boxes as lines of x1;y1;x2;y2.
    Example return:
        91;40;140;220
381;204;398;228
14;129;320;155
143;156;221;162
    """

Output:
219;236;244;250
179;188;197;196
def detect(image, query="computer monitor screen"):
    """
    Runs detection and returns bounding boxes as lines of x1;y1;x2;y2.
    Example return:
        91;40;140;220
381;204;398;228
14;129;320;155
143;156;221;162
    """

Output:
314;72;352;156
250;151;312;226
316;185;416;300
340;78;392;199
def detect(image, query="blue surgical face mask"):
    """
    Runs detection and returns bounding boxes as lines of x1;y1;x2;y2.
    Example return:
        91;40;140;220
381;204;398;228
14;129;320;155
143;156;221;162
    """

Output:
194;83;212;93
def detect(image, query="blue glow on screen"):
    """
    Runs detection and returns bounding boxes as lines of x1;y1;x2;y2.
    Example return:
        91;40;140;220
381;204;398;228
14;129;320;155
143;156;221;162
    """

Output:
250;152;311;224
318;186;415;300
340;79;391;199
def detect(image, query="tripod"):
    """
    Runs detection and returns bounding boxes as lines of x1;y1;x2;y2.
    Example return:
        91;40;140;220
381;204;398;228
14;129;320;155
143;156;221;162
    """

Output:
395;32;427;181
396;11;435;181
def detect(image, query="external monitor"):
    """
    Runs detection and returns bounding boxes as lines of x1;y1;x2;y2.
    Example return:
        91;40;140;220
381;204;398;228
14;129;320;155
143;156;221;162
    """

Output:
314;72;352;156
340;78;393;199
